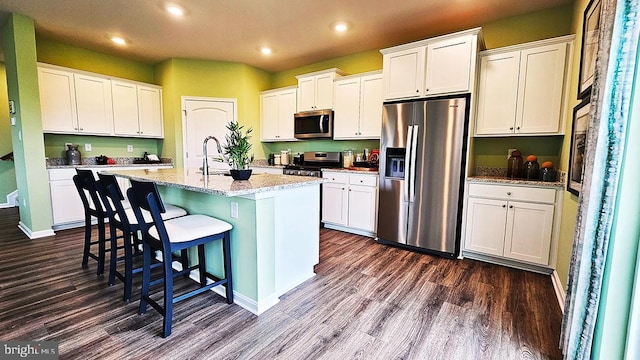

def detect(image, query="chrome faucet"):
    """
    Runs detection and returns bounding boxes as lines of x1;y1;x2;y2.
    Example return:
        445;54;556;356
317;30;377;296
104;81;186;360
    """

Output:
202;135;223;176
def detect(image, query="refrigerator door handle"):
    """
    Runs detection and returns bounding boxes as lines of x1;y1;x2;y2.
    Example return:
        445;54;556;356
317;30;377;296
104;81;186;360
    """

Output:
403;125;414;202
409;125;419;202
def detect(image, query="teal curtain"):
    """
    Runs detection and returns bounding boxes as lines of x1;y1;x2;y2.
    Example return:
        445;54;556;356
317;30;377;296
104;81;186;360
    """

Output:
560;0;639;358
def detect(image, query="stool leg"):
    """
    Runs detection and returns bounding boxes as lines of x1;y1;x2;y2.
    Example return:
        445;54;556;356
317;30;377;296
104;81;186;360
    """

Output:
222;231;233;304
97;217;106;277
181;249;189;278
108;224;118;286
82;212;91;269
139;241;151;315
197;244;206;286
162;248;174;338
123;229;134;302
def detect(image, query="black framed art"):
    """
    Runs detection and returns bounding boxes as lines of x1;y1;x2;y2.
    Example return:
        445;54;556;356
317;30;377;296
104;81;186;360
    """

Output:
577;0;602;99
568;99;591;196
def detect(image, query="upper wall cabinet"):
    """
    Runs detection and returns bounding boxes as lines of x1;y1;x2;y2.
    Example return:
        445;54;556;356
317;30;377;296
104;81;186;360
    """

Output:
112;80;164;138
38;63;164;138
474;36;574;136
333;71;383;140
380;28;483;101
296;68;345;111
39;67;112;135
261;86;298;142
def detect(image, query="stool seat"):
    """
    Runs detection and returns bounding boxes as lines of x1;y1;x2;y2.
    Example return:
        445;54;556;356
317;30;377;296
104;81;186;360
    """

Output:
149;214;232;243
115;204;187;225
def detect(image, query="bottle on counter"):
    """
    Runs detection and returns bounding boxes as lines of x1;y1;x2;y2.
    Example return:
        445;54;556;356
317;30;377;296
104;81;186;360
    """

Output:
523;155;540;180
280;150;289;165
268;153;275;166
66;144;82;165
343;150;353;168
506;150;523;179
540;161;557;182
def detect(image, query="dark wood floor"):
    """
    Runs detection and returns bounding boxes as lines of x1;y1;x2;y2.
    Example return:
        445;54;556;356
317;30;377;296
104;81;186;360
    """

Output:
0;207;563;359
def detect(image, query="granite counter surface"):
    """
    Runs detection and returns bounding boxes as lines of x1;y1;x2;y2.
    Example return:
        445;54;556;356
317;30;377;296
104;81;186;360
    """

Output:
103;168;322;197
467;176;564;188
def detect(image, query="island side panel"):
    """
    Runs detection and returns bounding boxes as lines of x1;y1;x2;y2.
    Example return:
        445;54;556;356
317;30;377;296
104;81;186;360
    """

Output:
159;186;260;302
273;183;320;296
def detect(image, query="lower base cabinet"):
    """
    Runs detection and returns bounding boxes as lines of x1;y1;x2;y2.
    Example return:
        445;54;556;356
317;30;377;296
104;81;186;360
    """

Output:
48;166;171;229
322;171;378;237
463;182;560;271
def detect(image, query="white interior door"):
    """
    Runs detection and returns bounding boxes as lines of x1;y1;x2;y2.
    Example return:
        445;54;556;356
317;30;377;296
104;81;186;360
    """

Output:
182;97;237;170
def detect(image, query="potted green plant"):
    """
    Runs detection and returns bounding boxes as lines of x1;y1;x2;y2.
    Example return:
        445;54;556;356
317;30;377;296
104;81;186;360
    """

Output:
221;121;255;180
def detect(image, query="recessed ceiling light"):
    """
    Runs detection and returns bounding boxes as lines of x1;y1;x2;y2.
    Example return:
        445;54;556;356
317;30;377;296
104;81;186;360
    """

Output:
332;21;350;32
260;47;273;55
111;36;127;45
166;5;184;16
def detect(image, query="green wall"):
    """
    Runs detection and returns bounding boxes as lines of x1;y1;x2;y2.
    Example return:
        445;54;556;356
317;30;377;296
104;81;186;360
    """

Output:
472;136;563;169
556;0;589;295
153;58;271;167
2;14;52;232
0;63;16;204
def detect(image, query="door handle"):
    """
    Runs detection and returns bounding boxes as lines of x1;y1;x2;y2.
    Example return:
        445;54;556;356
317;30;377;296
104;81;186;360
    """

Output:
319;117;324;133
403;125;413;202
409;125;419;203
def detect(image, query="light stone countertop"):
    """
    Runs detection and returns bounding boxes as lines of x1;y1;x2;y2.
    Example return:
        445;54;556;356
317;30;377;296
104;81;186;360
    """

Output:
103;167;322;197
467;176;565;188
321;167;379;175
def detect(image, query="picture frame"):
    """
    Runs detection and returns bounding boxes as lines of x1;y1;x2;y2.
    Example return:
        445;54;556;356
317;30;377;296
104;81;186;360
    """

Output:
577;0;602;99
567;99;591;196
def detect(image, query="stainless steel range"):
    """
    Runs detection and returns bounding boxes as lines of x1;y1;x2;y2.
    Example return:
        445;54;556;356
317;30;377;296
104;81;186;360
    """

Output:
283;151;342;177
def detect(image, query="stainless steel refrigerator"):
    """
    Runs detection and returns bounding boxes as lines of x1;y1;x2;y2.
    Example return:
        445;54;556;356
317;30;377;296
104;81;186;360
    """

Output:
376;95;469;258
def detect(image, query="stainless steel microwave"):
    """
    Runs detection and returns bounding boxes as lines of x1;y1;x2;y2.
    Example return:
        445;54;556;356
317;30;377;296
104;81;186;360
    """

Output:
294;109;333;139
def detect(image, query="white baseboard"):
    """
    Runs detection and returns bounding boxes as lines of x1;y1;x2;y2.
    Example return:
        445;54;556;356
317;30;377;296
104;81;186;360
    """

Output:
167;261;280;316
18;221;55;239
551;270;566;313
0;190;18;208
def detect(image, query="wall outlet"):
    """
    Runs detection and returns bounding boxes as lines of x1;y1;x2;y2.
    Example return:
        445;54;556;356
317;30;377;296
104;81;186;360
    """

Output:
230;202;238;219
84;143;92;152
507;148;518;159
127;145;133;152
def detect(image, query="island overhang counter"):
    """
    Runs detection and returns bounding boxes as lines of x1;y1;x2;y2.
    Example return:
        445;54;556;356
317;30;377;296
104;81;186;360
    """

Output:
103;167;322;315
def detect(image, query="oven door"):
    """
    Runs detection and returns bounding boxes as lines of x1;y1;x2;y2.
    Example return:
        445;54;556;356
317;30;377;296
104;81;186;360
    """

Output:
294;110;333;139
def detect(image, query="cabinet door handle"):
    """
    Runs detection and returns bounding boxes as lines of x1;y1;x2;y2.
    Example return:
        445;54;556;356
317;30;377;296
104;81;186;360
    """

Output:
416;89;419;93
79;128;83;131
507;192;512;195
509;205;513;209
516;127;520;130
502;204;506;208
509;127;514;130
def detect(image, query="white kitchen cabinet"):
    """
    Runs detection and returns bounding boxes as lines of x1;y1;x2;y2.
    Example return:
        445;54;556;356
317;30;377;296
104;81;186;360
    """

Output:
39;67;114;135
322;171;378;236
381;28;482;101
424;34;474;96
112;81;164;138
48;166;171;230
39;63;164;138
73;73;113;135
39;67;78;133
382;46;425;100
260;86;297;141
463;182;558;269
333;72;383;139
296;68;344;111
475;36;573;136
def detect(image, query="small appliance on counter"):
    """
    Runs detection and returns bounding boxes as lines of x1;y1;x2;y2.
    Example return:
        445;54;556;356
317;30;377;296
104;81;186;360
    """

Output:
65;144;81;165
95;155;108;165
133;152;161;164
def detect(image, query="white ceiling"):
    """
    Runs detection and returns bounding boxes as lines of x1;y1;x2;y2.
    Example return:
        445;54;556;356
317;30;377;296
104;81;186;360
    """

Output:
0;0;573;73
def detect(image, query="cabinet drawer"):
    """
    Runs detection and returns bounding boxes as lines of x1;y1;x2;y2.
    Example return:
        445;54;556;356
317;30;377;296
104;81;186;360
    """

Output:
322;172;349;184
349;174;377;187
468;183;556;204
48;168;78;181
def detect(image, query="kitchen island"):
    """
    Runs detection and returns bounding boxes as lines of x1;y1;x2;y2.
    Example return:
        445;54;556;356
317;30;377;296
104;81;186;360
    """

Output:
104;168;322;315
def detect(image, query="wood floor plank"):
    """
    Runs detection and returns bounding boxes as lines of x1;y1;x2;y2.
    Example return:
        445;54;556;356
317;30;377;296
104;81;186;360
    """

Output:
0;208;563;359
